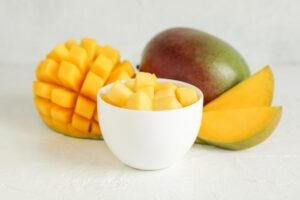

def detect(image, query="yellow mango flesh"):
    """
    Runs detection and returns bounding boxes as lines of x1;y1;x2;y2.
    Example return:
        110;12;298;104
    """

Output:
105;82;133;107
176;87;198;107
134;72;157;90
153;96;182;111
204;66;274;111
102;73;201;111
33;38;135;139
199;106;282;150
125;91;152;111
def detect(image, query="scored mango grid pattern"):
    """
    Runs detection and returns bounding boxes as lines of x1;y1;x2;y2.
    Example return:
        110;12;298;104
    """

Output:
33;38;135;139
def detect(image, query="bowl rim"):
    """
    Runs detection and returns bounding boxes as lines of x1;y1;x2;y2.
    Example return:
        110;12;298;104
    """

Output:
97;78;204;113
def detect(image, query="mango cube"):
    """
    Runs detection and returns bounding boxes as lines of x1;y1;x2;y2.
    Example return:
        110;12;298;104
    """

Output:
51;88;77;108
155;83;177;92
36;59;60;84
72;114;90;132
153;96;182;111
91;54;114;81
50;105;73;123
65;39;77;50
105;82;133;106
106;70;131;84
96;45;120;66
125;91;152;111
80;38;97;62
74;96;96;119
34;97;53;116
69;45;88;73
33;81;56;99
80;71;105;101
136;86;154;99
154;88;176;100
58;61;83;91
124;80;135;91
176;87;199;106
134;72;157;90
47;44;70;63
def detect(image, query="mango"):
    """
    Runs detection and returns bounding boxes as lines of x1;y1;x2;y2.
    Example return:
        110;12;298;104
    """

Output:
176;87;198;107
198;106;282;150
105;82;133;107
33;38;135;139
125;91;152;111
140;27;250;104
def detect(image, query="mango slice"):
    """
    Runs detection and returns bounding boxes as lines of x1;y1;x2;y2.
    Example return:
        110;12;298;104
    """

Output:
204;66;274;111
199;106;282;150
33;38;135;139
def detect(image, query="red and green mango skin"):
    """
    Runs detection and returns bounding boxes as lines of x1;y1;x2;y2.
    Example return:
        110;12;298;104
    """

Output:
140;27;250;104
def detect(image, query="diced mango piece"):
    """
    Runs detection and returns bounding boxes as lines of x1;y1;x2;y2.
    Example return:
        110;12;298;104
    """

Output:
136;86;154;99
155;83;177;92
51;88;77;108
41;115;53;127
58;61;83;91
80;71;105;101
101;94;115;105
91;54;114;81
115;61;135;77
153;96;182;111
106;70;131;84
105;82;133;106
96;45;120;65
91;122;100;135
124;80;135;91
65;39;77;50
154;88;176;100
67;124;88;138
135;72;157;90
106;61;135;84
72;114;90;132
176;87;199;106
69;45;88;73
125;91;152;110
34;97;53;116
50;105;72;123
75;96;96;119
33;81;56;99
35;59;60;84
80;38;97;62
52;119;69;133
47;44;70;63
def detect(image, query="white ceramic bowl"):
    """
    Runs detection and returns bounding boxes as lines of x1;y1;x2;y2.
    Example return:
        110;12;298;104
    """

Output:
97;79;203;170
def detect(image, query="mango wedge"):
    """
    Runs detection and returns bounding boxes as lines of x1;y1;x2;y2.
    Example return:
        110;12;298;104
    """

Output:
198;106;282;150
204;66;274;111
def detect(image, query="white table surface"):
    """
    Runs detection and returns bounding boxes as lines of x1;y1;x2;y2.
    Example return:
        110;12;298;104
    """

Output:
0;63;299;200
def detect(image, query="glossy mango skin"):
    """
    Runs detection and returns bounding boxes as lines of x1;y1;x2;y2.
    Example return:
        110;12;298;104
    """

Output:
140;27;250;104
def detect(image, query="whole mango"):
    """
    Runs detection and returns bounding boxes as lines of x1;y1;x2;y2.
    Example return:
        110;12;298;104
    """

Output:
140;27;250;104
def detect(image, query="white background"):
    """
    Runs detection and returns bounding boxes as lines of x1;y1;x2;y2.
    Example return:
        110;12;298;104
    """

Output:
0;0;299;199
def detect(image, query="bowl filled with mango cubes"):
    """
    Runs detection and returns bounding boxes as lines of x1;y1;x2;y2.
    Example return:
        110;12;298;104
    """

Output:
97;72;203;170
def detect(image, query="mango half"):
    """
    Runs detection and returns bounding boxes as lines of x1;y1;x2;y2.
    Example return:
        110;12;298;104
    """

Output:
33;38;135;139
